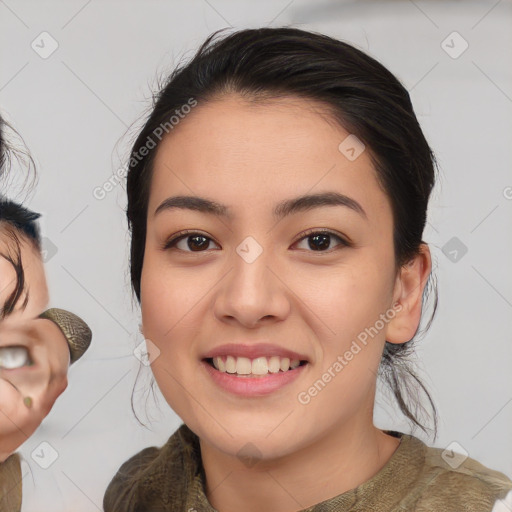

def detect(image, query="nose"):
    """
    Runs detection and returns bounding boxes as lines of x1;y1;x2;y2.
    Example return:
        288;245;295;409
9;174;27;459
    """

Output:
213;241;291;328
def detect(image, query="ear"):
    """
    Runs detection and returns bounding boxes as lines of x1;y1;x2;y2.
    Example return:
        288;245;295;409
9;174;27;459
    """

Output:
385;243;432;344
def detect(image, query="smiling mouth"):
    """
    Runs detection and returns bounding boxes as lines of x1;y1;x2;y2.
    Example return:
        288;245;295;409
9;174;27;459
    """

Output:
204;356;308;377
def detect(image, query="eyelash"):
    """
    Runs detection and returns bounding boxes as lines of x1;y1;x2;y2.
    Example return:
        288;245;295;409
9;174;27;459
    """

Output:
162;228;351;253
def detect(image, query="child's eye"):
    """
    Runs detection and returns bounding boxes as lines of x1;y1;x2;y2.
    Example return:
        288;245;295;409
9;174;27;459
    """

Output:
163;229;350;253
0;345;32;369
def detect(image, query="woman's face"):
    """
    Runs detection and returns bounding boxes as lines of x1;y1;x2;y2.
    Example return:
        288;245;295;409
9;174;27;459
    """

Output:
141;95;416;461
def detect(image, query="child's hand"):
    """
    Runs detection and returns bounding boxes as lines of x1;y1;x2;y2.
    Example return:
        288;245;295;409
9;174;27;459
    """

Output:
0;316;70;463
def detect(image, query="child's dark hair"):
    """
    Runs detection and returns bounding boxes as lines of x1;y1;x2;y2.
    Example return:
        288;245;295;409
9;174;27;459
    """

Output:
0;198;41;248
0;114;42;319
124;27;439;438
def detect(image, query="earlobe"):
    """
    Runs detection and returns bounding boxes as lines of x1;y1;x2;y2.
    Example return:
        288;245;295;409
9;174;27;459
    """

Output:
385;244;432;345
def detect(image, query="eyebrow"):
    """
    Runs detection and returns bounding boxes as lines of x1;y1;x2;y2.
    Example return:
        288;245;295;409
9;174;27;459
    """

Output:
154;192;367;221
0;253;29;320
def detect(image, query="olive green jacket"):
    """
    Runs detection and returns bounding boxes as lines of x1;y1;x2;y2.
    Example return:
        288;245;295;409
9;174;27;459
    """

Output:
103;423;512;512
0;452;22;512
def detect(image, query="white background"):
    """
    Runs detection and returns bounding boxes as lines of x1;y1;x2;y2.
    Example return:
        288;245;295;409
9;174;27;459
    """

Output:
1;0;511;510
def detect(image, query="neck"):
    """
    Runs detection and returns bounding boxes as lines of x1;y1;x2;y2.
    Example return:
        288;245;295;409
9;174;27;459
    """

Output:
199;417;400;512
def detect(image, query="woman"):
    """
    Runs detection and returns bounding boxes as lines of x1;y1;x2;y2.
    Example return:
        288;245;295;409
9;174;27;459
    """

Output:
104;27;512;511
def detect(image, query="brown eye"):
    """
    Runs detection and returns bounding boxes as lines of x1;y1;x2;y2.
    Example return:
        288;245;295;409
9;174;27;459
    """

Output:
294;230;349;252
164;232;220;252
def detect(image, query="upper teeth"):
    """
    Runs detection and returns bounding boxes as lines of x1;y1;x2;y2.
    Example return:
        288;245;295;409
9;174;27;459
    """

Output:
212;356;301;374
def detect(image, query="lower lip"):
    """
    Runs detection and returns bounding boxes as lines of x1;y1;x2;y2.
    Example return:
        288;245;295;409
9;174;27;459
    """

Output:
201;359;307;397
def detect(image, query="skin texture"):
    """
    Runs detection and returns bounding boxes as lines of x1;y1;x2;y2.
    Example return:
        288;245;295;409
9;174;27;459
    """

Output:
0;227;69;462
140;94;432;512
0;228;49;324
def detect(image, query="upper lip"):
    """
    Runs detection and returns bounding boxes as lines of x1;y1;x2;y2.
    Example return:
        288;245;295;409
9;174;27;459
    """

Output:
202;343;309;362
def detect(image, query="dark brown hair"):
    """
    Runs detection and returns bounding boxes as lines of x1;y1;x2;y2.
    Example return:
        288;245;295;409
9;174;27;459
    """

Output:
0;115;42;320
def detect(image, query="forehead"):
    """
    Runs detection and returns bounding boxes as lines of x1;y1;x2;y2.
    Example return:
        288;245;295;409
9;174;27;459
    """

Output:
149;95;391;223
0;224;48;323
0;223;35;254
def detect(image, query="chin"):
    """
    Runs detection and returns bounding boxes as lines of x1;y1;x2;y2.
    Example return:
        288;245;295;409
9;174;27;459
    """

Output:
190;416;304;464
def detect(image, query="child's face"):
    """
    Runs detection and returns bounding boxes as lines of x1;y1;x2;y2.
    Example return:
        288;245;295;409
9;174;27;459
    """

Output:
0;227;48;327
140;95;418;461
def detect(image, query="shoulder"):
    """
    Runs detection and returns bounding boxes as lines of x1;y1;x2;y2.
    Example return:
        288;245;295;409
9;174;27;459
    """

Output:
404;435;512;511
0;452;22;511
103;423;200;512
102;445;163;512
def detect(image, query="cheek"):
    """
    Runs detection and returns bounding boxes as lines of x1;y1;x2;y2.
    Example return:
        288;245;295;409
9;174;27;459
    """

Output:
292;265;392;423
139;256;205;418
25;260;49;316
291;260;393;344
140;265;176;341
139;253;206;353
